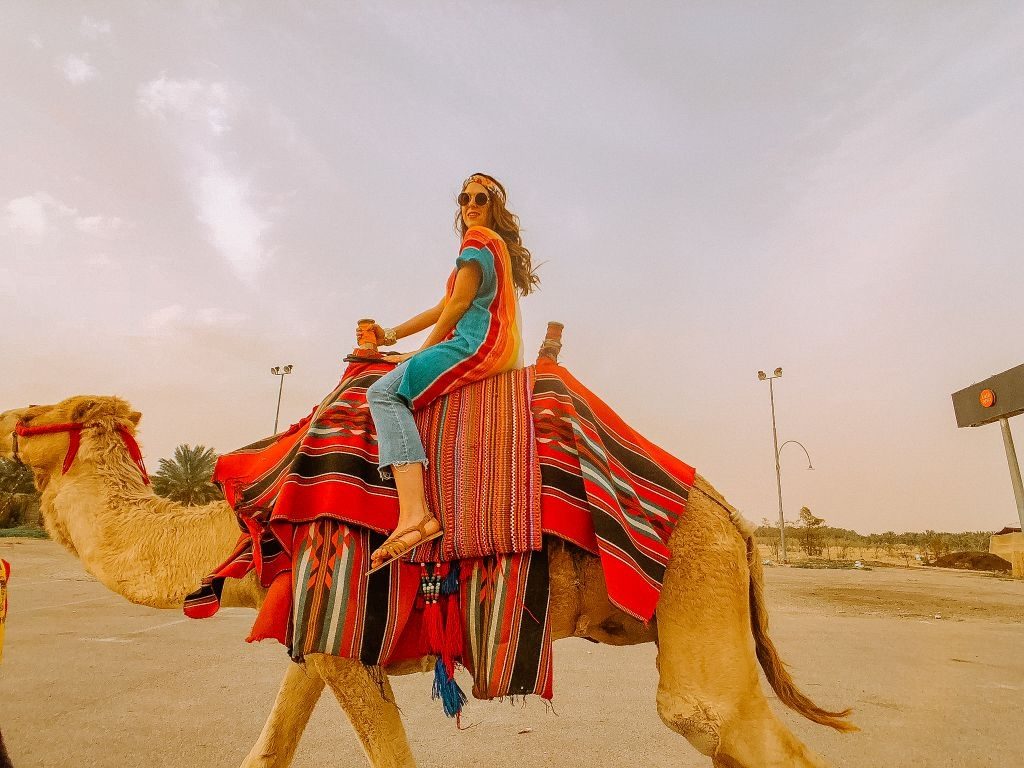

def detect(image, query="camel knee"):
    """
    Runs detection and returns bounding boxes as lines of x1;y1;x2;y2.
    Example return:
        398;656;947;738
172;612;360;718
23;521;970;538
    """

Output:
306;654;373;687
656;687;722;757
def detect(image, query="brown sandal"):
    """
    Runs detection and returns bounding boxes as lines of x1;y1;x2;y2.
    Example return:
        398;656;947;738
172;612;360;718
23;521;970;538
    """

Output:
367;514;443;574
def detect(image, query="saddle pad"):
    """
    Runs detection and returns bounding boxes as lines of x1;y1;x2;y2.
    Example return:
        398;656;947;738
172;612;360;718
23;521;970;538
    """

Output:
188;358;695;627
412;365;542;561
286;518;552;709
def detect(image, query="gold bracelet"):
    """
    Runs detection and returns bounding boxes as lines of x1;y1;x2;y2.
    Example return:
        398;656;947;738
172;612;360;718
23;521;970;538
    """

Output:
383;327;398;346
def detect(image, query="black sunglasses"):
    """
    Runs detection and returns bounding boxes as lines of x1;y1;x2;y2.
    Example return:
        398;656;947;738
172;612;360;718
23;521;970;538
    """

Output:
458;191;489;207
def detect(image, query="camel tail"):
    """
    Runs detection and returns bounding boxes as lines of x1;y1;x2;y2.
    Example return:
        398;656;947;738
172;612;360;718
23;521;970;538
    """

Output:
745;534;858;733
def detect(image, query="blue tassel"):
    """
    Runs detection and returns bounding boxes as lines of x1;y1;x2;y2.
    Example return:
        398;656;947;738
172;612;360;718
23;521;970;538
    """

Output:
441;561;460;595
431;656;467;718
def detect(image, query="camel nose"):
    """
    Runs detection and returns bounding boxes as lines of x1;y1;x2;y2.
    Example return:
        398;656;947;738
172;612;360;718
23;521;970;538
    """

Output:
0;409;27;456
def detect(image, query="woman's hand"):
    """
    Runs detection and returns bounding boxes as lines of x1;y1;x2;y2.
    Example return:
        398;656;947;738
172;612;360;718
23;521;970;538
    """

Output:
382;351;414;364
354;323;387;346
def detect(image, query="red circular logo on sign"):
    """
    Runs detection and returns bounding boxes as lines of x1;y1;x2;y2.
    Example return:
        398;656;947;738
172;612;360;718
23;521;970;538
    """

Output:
980;389;996;408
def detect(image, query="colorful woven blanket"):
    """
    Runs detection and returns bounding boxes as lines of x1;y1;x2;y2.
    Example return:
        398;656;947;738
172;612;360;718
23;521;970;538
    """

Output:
412;365;541;562
185;358;694;715
286;518;552;708
532;362;694;620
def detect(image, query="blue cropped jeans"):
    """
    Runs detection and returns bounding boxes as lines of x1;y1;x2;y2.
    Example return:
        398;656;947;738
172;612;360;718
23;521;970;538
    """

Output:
365;361;427;478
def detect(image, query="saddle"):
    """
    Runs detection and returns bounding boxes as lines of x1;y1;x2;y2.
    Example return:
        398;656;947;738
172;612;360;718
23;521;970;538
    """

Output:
188;323;694;719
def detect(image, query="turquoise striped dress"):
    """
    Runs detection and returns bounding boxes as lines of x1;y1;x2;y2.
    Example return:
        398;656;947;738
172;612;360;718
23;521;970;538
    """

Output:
397;226;524;410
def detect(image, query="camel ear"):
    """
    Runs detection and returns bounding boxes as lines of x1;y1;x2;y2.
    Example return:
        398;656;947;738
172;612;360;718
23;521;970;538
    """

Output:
70;399;99;423
128;411;142;426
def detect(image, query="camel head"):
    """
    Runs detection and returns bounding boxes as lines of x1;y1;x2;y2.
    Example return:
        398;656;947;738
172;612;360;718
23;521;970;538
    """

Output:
1;396;145;558
2;398;244;609
0;396;142;492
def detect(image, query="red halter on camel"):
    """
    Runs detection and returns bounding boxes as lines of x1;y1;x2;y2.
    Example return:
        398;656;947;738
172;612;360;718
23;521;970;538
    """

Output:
12;420;150;484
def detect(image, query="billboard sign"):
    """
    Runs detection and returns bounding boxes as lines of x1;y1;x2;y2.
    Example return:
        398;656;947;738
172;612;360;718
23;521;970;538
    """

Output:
951;363;1024;428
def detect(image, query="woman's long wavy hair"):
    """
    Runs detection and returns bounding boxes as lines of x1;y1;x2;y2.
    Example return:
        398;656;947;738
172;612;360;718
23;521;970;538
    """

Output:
454;173;540;296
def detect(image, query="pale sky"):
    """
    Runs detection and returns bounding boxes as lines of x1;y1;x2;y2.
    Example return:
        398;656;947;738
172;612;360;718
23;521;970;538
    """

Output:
3;2;1023;534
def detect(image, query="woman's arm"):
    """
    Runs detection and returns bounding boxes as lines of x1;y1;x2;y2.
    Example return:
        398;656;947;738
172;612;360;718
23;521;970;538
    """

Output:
419;263;482;349
387;298;446;342
381;264;482;360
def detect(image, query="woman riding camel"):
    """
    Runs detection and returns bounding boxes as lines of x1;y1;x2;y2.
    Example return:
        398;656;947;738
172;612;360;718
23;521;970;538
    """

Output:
365;173;539;573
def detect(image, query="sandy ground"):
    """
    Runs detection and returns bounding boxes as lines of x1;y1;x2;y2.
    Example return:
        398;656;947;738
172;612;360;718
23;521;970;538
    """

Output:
1;539;1022;768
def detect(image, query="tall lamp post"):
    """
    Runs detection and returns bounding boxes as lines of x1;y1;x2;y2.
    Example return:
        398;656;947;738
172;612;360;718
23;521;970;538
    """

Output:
757;368;813;563
271;365;293;434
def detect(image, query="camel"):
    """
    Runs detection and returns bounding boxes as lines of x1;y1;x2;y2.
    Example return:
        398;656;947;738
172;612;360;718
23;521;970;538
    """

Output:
1;385;854;768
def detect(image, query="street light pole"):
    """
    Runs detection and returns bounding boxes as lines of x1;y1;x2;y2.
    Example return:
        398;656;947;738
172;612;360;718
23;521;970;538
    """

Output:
271;364;293;434
778;440;814;470
759;368;787;562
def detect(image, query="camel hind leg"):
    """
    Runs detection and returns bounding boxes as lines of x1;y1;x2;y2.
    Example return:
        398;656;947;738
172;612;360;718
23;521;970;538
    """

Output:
304;654;416;768
655;476;832;768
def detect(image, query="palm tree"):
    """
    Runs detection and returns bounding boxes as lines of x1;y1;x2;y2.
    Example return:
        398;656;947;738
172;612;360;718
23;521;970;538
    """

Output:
151;444;222;506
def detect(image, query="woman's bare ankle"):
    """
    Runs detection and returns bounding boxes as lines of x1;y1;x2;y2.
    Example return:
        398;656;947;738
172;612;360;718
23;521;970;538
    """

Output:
395;502;430;529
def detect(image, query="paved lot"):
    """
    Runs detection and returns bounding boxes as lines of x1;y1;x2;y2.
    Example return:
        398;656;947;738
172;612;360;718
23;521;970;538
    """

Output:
1;539;1022;767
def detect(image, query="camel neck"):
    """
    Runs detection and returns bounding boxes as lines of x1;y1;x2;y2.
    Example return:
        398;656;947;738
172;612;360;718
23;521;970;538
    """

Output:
44;437;240;609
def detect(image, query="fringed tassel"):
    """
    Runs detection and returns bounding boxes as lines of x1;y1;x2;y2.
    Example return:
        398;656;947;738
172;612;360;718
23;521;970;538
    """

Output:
423;599;445;652
441;562;463;678
440;560;460;595
431;656;467;718
441;599;463;678
420;563;446;652
422;562;467;720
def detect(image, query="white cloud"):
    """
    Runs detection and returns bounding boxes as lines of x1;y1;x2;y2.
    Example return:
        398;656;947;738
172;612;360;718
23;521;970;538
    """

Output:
146;304;186;333
145;304;248;336
4;196;51;242
3;192;76;243
3;192;125;244
75;215;123;237
195;307;247;327
84;254;113;267
137;76;231;135
137;76;270;282
195;160;269;283
80;17;112;39
61;54;97;84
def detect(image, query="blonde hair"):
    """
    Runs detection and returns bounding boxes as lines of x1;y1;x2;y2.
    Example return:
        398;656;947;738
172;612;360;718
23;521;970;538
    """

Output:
454;173;539;296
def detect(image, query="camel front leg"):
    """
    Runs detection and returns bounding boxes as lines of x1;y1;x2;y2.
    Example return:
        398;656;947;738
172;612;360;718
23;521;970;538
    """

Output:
240;661;326;768
655;494;831;768
305;654;416;768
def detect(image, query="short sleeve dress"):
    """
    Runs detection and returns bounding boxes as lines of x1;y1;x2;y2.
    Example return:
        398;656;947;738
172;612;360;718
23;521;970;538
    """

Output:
396;225;524;410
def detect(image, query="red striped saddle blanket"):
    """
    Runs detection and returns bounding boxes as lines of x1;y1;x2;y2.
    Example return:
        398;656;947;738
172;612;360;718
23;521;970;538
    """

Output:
185;358;695;717
211;364;541;560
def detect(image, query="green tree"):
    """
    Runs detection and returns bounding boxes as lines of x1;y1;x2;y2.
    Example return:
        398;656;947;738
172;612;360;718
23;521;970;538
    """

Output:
922;530;948;563
796;506;825;556
151;445;221;506
758;517;781;561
